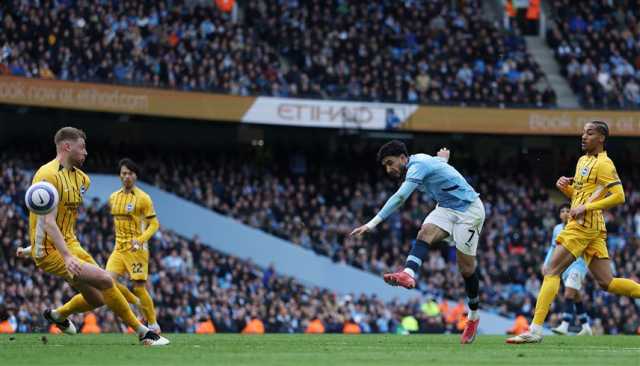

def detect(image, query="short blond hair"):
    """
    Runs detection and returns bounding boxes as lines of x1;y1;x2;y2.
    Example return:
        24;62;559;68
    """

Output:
54;127;86;145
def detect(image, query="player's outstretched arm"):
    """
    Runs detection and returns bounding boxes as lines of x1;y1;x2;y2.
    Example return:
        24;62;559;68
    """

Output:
555;176;574;198
350;181;418;237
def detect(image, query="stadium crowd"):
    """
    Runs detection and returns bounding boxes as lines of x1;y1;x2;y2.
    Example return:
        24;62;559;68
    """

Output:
245;0;555;107
0;0;555;107
547;0;640;109
2;145;640;334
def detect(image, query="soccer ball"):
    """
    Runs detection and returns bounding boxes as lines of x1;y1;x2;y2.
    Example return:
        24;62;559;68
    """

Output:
25;181;59;215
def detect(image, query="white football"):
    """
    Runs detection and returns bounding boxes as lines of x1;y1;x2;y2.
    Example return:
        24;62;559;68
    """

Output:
25;181;59;215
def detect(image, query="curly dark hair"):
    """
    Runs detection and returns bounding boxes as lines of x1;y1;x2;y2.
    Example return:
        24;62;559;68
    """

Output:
377;140;408;162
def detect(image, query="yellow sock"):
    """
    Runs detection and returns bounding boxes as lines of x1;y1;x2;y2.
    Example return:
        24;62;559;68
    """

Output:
532;275;561;326
56;294;96;319
101;285;143;332
607;278;640;297
116;282;140;305
132;286;157;325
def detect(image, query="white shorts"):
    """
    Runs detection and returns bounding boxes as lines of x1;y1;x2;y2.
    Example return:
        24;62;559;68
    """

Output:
563;267;586;291
423;198;485;256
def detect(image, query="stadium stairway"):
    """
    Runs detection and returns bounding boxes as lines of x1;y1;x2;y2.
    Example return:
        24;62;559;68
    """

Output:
88;174;517;335
525;36;580;108
485;0;578;108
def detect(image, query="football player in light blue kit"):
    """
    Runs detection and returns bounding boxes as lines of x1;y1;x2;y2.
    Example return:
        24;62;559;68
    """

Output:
543;204;592;336
351;140;485;344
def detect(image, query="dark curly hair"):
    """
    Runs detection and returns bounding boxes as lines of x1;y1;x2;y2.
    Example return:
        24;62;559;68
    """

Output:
377;140;408;162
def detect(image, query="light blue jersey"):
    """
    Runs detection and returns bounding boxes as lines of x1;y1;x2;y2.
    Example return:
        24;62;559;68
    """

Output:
544;223;588;281
375;154;479;220
405;154;479;211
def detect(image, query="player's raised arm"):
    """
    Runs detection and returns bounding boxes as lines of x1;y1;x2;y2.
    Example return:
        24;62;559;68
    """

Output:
436;147;450;163
350;180;418;237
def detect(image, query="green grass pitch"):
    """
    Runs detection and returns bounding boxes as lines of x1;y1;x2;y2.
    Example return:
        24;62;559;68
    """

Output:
1;334;639;366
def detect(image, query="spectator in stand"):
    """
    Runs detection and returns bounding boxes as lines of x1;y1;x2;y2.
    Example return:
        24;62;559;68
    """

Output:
547;0;640;109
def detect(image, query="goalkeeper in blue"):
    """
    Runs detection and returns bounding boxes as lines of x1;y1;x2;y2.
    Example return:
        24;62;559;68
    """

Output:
544;204;592;336
351;140;485;344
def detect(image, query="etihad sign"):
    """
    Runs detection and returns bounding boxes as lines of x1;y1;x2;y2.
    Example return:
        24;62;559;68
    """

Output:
242;97;418;130
277;103;375;124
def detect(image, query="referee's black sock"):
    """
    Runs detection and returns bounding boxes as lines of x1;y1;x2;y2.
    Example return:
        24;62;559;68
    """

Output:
463;268;480;311
404;239;430;277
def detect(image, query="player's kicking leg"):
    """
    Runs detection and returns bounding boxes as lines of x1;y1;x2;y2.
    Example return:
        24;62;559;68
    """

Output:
44;308;77;334
72;262;169;346
383;223;448;289
25;247;140;336
43;282;140;334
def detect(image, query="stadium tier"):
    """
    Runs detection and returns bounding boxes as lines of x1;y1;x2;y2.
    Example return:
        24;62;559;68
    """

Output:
0;0;554;107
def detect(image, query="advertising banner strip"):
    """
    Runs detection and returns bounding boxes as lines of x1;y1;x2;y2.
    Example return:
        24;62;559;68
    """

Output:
0;76;252;122
241;97;418;130
2;76;640;136
406;106;640;136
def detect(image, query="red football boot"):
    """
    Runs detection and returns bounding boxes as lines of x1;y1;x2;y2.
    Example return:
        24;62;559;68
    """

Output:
383;270;416;289
460;318;480;344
